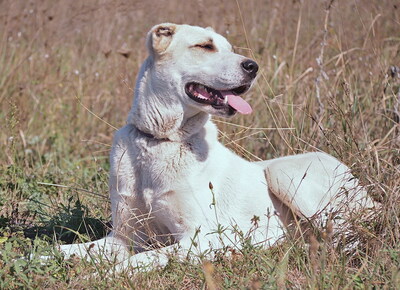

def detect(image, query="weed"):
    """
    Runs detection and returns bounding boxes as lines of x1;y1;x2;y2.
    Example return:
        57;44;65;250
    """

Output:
0;0;399;288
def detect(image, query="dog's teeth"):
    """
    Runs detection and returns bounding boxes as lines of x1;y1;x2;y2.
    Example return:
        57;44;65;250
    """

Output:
198;85;205;90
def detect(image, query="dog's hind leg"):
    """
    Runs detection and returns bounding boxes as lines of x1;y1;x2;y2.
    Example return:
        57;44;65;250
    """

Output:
259;152;374;226
260;152;378;255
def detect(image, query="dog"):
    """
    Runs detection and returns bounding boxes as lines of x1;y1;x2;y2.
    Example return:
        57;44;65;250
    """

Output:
59;23;374;271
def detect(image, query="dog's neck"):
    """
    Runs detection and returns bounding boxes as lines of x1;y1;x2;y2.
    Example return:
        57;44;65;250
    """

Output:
132;112;210;142
127;59;210;142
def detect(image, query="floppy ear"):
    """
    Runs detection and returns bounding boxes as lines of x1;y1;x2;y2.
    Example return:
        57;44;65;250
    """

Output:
146;23;177;56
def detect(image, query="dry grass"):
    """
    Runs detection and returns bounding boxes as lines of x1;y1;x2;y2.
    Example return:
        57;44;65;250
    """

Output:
0;0;399;288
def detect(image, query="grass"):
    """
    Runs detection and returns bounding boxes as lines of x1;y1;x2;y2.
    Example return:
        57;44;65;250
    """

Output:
1;0;399;288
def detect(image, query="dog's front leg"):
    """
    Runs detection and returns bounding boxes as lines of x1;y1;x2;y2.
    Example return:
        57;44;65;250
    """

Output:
59;234;129;262
112;236;211;273
113;244;178;272
58;194;152;263
111;223;285;273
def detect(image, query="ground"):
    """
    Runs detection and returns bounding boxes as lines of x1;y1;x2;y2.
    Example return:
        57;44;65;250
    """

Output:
0;0;399;288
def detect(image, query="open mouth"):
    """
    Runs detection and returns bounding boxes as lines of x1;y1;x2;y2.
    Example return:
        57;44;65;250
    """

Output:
185;82;253;115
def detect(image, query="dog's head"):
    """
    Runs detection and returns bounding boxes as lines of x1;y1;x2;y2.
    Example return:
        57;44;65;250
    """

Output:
146;23;258;117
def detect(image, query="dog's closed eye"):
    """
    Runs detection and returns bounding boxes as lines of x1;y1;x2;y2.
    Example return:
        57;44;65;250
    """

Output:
193;43;216;51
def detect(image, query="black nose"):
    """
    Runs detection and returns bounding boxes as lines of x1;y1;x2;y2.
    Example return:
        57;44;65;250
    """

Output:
241;59;259;76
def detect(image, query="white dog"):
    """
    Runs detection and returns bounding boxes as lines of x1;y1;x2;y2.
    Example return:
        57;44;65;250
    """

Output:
60;23;373;271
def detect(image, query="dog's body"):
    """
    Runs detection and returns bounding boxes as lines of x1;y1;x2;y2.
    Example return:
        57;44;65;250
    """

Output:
60;24;373;271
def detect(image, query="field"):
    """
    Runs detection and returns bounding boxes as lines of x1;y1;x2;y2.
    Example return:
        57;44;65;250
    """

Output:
1;0;399;288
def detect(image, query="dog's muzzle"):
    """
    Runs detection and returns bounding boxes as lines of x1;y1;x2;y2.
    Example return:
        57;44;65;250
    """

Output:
185;58;258;115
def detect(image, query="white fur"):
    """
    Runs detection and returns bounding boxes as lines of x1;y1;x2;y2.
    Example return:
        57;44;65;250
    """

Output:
59;23;374;272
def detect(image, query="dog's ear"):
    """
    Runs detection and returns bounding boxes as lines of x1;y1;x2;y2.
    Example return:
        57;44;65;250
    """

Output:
205;26;215;32
147;23;177;56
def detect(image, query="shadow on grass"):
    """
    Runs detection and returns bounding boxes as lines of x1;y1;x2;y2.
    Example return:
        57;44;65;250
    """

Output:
4;198;110;244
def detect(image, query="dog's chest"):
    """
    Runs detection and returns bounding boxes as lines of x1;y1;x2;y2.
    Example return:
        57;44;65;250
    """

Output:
133;136;206;190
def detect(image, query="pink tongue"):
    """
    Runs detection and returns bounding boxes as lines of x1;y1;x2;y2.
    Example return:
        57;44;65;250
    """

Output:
221;92;253;114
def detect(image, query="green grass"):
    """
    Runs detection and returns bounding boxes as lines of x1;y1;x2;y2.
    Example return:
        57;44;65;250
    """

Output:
1;0;399;288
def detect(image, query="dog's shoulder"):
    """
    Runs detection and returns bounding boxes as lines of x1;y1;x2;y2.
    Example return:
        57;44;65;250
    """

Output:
109;124;139;169
112;124;137;148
